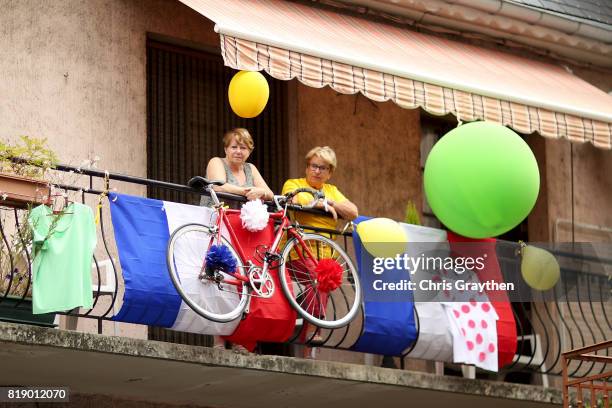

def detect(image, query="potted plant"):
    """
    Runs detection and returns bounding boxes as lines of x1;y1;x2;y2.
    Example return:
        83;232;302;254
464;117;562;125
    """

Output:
0;136;58;209
0;137;57;326
0;211;56;326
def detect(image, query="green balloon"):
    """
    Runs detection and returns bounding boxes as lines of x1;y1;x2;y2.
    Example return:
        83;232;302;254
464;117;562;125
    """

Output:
424;122;540;238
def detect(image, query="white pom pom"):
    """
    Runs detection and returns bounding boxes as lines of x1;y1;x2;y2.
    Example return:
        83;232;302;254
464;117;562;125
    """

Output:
240;199;270;232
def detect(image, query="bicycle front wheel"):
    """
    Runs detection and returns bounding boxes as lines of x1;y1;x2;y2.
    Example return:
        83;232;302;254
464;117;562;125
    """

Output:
279;233;362;329
166;223;248;323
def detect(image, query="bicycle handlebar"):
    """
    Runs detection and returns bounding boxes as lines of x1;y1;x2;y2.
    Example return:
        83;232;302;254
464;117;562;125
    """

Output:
188;176;325;211
284;187;324;201
274;187;325;210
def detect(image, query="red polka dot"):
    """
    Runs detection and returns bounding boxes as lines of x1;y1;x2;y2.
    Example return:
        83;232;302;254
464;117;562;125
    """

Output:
481;320;488;329
466;341;474;351
461;305;471;313
461;328;466;336
453;309;460;318
479;352;486;362
469;298;477;306
481;303;491;312
432;275;441;282
468;320;475;328
488;343;496;353
476;333;483;344
444;290;451;298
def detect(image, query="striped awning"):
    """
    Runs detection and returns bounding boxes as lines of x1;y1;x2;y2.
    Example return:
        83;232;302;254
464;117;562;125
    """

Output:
179;0;612;149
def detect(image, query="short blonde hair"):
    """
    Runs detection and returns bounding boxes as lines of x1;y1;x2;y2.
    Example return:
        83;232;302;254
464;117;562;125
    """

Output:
223;128;254;151
305;146;337;172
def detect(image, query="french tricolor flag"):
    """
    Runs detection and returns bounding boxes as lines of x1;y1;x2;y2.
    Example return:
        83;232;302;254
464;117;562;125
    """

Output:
109;193;240;335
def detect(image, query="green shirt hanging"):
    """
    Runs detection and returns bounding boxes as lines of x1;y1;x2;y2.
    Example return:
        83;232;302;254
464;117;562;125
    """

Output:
28;203;96;314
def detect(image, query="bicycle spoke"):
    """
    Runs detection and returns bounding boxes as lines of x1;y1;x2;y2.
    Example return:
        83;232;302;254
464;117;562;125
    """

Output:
167;224;248;323
300;286;321;316
279;233;361;329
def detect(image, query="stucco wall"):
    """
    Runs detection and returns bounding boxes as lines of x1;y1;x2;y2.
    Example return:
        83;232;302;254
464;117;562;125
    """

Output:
2;0;607;237
292;84;422;221
1;0;610;368
0;0;217;181
0;0;219;338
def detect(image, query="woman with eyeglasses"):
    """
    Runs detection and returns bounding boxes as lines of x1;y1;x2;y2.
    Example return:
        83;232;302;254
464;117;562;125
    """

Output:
201;128;274;207
281;146;358;228
282;146;359;359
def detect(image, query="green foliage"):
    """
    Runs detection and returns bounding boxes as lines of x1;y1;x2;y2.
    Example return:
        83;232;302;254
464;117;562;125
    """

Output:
570;395;606;408
0;136;58;297
404;200;421;226
0;211;34;298
0;136;58;178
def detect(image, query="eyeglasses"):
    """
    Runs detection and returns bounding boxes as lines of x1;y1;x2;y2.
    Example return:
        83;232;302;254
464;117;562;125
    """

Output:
308;163;331;172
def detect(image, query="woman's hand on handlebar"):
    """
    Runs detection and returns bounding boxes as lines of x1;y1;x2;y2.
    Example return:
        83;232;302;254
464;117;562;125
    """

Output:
281;189;337;218
284;187;324;202
311;198;338;220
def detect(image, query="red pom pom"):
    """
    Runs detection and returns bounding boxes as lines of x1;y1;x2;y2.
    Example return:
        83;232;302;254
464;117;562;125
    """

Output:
315;258;344;292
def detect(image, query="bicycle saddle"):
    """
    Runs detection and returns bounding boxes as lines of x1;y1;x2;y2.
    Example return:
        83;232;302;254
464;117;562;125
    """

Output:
187;176;224;190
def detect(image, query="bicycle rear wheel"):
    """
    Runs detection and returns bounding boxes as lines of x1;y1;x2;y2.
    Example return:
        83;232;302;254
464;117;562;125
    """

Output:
279;233;362;329
167;223;248;323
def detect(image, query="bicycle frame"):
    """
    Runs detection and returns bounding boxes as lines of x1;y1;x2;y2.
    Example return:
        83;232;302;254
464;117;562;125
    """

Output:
209;204;320;290
172;184;361;327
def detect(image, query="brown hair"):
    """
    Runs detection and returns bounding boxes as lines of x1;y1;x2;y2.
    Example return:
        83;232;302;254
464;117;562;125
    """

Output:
223;128;254;151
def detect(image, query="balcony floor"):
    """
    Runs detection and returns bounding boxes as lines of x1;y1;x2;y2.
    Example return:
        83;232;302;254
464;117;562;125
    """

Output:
0;322;561;407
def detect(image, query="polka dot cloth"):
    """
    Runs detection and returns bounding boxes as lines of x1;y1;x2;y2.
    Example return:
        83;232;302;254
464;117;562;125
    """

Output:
444;300;499;371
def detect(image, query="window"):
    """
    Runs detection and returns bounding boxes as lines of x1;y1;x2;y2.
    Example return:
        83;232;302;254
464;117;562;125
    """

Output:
146;39;288;203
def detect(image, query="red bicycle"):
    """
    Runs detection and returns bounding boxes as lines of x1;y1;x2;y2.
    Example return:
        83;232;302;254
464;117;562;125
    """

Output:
166;177;362;329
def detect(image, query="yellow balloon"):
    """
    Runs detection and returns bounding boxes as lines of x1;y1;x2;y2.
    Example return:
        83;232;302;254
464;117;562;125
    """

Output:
228;71;270;118
521;245;560;291
357;218;408;258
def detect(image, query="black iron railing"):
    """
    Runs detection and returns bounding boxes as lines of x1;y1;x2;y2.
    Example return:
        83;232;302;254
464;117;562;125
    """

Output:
0;160;610;383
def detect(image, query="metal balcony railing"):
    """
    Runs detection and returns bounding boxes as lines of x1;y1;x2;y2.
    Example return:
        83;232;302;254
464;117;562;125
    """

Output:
0;160;610;386
563;341;611;407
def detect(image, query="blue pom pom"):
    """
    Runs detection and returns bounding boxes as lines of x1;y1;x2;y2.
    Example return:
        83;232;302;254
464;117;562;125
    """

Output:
205;244;238;273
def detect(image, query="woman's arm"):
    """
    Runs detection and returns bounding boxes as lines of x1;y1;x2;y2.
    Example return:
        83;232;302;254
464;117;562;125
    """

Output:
245;164;274;201
328;199;359;221
205;158;248;196
312;198;357;220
